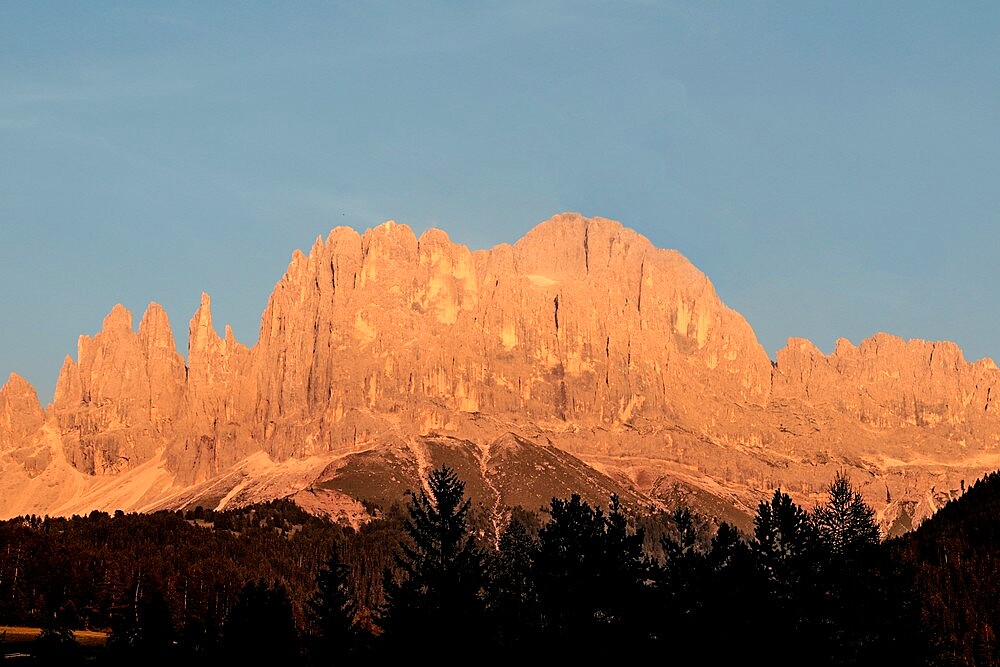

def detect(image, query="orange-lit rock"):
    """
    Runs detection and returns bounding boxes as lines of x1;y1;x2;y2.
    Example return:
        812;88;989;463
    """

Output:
52;303;186;475
1;213;997;534
0;373;44;453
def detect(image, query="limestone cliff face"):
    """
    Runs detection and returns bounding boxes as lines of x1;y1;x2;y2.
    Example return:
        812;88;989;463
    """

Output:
0;374;55;482
164;293;255;484
244;214;772;461
764;333;1000;533
774;334;1000;432
2;213;999;531
0;374;44;453
52;303;186;475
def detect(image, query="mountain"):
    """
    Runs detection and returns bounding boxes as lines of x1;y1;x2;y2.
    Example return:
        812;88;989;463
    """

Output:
2;213;998;533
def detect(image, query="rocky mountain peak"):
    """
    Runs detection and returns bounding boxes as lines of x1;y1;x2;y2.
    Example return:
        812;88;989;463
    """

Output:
1;372;38;399
101;303;133;335
0;373;43;450
0;214;997;533
138;301;176;354
189;293;220;357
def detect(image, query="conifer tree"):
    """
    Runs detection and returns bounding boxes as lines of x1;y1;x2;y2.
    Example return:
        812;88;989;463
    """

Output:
702;522;760;659
307;544;361;663
380;465;485;654
812;471;880;556
812;473;893;664
485;516;539;652
753;488;817;580
533;494;650;658
222;580;299;665
751;489;821;658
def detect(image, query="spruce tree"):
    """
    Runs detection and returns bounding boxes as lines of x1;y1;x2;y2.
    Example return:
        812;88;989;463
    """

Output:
812;472;894;665
534;494;650;659
380;465;485;654
307;544;360;663
812;471;880;556
485;516;539;652
655;506;708;648
753;488;817;580
751;489;821;659
222;580;300;665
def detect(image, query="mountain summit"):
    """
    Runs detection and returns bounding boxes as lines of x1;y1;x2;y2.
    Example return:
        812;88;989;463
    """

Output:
2;213;997;533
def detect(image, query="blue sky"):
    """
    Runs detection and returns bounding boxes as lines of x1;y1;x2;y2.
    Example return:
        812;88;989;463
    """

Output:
2;2;999;403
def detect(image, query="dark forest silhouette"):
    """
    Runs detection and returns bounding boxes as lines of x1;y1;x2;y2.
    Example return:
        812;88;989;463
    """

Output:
2;465;998;664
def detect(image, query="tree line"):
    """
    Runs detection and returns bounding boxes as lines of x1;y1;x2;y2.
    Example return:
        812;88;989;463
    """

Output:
2;466;994;664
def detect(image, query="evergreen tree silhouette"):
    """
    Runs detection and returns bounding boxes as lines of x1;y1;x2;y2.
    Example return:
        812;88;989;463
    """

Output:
754;488;817;578
533;494;650;659
307;544;362;663
485;516;540;653
222;579;300;665
811;472;914;665
751;489;821;659
654;506;709;648
813;471;880;556
600;494;654;652
380;465;485;655
703;522;761;658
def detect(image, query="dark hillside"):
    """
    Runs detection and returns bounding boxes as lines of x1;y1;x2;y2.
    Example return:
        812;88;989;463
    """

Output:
892;471;1000;666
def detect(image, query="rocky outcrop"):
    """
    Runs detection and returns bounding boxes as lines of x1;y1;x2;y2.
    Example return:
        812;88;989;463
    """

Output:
762;333;1000;533
0;375;65;500
165;293;255;485
241;214;771;455
773;334;1000;431
52;303;186;475
1;213;998;533
0;374;45;460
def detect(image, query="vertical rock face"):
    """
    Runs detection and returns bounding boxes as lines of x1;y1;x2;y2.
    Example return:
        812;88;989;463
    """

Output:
0;374;52;478
2;212;999;529
34;213;775;485
0;373;44;452
52;303;186;474
773;333;1000;432
244;213;772;461
166;293;254;484
499;215;773;424
139;302;187;429
767;333;1000;533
